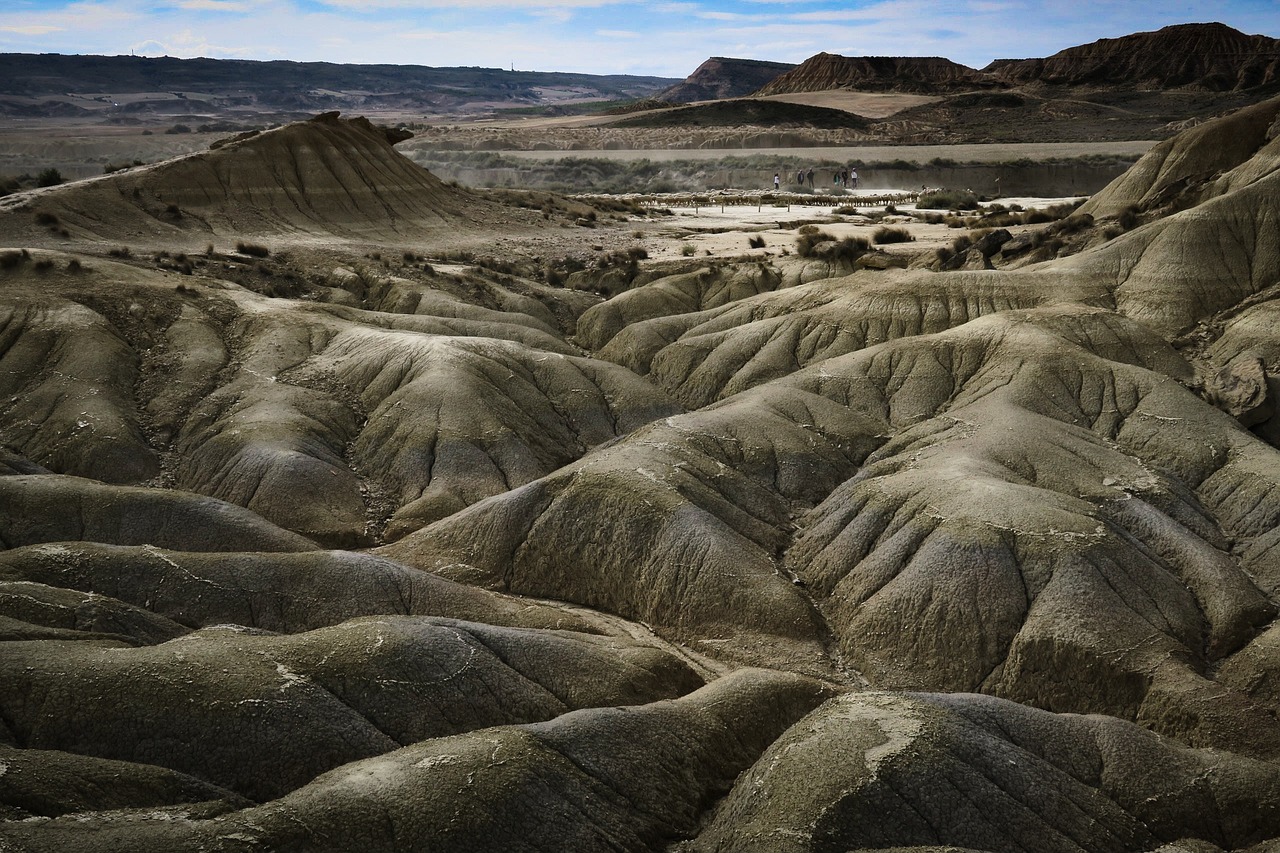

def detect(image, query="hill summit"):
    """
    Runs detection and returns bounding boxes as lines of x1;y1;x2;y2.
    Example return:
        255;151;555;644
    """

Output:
657;57;797;103
988;22;1280;90
0;112;505;242
753;53;994;95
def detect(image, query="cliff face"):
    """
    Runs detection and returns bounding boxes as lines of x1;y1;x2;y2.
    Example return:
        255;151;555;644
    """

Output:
987;22;1280;90
658;57;796;103
754;53;996;95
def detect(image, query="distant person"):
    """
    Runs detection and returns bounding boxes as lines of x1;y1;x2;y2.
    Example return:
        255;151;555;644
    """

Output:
797;169;804;185
851;168;859;189
774;173;780;190
806;167;814;188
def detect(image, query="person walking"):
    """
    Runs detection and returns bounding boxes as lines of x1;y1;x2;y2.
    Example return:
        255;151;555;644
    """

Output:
806;167;814;188
774;173;780;191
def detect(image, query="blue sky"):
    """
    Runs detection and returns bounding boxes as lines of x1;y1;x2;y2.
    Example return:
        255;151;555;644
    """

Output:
2;0;1278;78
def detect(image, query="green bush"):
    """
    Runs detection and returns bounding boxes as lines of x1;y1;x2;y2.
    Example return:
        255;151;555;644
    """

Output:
36;168;64;187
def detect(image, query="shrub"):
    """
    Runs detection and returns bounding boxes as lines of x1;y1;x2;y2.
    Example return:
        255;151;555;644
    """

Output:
32;258;55;272
108;247;132;258
833;206;859;216
1117;206;1140;231
872;226;914;245
917;189;979;210
103;160;144;175
34;211;59;226
165;203;181;217
0;250;28;270
796;229;869;261
66;258;83;272
950;234;975;255
236;241;270;258
680;243;696;256
165;124;192;135
748;235;766;249
36;168;64;187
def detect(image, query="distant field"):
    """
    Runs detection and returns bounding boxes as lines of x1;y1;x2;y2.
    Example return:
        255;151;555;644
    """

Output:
495;141;1159;163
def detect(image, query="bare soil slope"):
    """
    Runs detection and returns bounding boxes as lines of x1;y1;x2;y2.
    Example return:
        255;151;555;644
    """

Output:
6;100;1280;852
0;112;529;243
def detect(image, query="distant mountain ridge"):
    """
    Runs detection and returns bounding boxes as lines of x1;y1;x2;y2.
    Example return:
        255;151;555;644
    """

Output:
0;53;678;116
737;23;1280;97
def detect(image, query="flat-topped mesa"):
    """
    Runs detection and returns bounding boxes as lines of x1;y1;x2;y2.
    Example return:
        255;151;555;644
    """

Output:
658;56;797;103
987;22;1280;90
753;52;998;95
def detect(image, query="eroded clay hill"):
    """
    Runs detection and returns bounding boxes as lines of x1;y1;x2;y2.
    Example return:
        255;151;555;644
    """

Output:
755;52;993;95
988;22;1280;90
0;112;528;243
5;100;1280;852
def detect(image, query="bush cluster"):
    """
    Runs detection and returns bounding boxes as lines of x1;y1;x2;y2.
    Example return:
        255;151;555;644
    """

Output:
872;226;914;245
236;242;271;258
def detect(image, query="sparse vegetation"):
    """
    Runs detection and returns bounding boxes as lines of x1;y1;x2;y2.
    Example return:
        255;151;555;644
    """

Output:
681;243;697;257
108;247;132;258
748;235;767;249
873;226;915;244
34;211;59;226
36;168;64;187
236;241;271;258
796;228;870;261
916;189;979;211
0;249;30;270
104;160;145;175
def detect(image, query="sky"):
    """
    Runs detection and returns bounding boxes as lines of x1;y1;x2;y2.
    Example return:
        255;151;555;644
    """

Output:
1;0;1278;79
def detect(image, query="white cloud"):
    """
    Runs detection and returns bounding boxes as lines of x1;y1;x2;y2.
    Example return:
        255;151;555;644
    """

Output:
0;25;65;34
176;0;254;11
316;0;623;7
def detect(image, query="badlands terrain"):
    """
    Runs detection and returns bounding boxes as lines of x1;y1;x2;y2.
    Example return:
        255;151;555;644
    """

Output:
2;24;1280;853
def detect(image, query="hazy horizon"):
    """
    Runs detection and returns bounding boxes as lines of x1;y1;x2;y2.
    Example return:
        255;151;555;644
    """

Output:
2;0;1279;78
